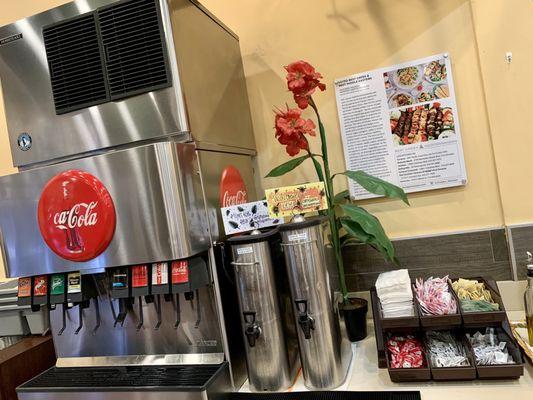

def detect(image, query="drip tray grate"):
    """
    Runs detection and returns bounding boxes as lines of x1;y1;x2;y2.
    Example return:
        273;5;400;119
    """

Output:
19;363;226;391
229;392;421;400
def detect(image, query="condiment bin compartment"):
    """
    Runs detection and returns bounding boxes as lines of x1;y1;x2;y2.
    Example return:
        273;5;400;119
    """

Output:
414;281;462;330
385;331;431;382
426;331;476;381
372;288;420;331
465;327;524;380
452;277;506;326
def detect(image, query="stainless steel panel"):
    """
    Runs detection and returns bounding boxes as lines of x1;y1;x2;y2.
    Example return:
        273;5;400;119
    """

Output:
230;237;293;392
169;0;256;153
0;141;209;278
197;150;257;241
280;218;344;390
0;0;188;168
50;276;223;362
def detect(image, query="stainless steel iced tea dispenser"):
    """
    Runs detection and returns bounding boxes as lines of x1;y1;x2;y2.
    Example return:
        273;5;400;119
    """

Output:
229;228;298;391
279;215;346;389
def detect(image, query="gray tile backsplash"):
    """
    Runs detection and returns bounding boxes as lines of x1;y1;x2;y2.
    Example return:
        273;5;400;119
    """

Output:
340;228;513;291
508;225;533;279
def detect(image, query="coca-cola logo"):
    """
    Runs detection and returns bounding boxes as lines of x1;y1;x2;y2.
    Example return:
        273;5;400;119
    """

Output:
53;201;99;230
219;165;248;208
37;170;116;262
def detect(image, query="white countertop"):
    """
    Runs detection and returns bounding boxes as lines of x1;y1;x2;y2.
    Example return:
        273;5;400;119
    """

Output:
345;323;532;399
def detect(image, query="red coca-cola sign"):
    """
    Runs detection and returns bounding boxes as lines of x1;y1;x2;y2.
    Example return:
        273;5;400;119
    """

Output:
219;165;248;207
37;170;116;262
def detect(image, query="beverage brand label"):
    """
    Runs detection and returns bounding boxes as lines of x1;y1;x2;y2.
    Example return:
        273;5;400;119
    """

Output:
219;165;248;207
236;246;253;255
18;277;31;298
152;262;168;285
221;200;283;235
67;272;81;294
171;261;189;284
50;274;65;295
132;265;148;288
33;275;48;297
37;170;116;262
288;232;309;242
265;182;327;218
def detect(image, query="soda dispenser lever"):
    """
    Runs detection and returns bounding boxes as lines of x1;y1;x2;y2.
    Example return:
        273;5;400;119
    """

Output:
174;294;181;328
195;289;201;328
136;297;144;331
92;298;100;335
75;303;83;334
243;311;261;347
58;304;67;336
154;295;162;330
295;299;315;339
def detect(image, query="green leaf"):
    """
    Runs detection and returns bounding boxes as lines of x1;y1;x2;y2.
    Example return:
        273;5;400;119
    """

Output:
342;171;409;205
265;155;309;178
340;204;395;260
311;156;325;182
333;190;350;205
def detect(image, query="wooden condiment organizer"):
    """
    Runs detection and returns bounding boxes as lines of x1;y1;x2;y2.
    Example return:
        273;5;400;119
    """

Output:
371;276;525;382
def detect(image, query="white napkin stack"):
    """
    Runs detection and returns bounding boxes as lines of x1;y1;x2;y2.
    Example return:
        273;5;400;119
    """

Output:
375;269;414;318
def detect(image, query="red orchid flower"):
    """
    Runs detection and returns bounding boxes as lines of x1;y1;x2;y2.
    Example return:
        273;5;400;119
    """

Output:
285;60;326;109
274;105;316;156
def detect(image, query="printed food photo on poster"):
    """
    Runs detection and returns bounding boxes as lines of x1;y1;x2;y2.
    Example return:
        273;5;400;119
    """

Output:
390;102;455;146
384;58;450;109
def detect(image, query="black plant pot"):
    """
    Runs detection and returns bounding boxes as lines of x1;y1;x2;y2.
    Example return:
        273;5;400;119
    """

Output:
342;297;368;342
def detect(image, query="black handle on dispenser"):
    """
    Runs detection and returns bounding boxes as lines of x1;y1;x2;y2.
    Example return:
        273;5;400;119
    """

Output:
243;311;261;347
294;299;314;339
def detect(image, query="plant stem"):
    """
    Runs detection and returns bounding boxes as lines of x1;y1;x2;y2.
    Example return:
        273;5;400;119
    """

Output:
308;97;348;302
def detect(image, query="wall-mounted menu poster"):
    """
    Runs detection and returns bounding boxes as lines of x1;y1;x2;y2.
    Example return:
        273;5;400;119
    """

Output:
334;53;467;200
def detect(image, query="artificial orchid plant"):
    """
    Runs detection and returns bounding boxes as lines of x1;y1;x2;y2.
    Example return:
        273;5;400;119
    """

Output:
266;61;409;304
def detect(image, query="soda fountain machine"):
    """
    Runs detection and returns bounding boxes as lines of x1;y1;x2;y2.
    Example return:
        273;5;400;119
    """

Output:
0;0;257;398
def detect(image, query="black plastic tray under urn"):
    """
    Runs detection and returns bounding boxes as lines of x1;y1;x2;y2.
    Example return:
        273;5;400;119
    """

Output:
228;392;421;400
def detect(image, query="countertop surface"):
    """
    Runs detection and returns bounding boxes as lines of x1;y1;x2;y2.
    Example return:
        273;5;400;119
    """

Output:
346;321;532;399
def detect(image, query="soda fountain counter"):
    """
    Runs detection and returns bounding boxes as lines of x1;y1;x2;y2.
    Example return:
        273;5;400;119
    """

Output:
0;0;257;398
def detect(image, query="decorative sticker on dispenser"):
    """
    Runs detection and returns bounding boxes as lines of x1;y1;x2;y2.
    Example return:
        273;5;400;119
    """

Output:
37;170;116;262
265;181;327;218
219;165;248;207
50;274;65;295
33;275;48;297
152;262;168;285
67;272;81;294
171;261;189;284
221;200;283;235
132;265;148;288
17;277;31;298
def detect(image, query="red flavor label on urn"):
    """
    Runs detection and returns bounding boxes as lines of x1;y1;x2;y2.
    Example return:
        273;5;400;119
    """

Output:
37;170;116;262
18;277;31;298
219;165;248;207
33;275;48;297
151;263;168;285
132;265;148;288
171;260;189;284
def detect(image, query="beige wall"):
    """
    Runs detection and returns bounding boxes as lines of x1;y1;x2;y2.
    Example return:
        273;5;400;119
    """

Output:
0;0;530;277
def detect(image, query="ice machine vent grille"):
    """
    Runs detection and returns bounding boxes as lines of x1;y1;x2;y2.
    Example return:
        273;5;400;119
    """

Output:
98;0;171;100
43;13;108;114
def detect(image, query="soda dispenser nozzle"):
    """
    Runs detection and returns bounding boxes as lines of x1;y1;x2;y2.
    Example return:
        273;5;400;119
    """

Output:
92;298;101;335
173;294;181;329
136;297;144;331
195;289;201;328
295;299;315;339
153;295;162;330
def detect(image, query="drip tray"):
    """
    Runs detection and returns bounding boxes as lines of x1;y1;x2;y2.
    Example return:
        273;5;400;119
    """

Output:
229;392;421;400
17;363;230;399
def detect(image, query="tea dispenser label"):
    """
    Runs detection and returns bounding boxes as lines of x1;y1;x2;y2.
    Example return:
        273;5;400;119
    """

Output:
265;181;328;218
221;200;283;235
